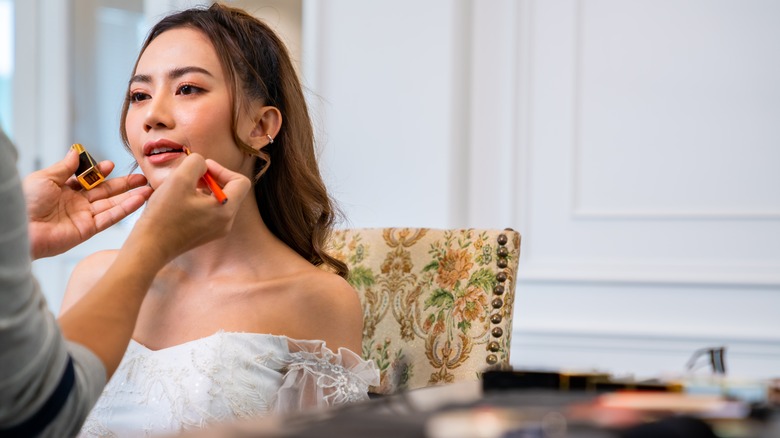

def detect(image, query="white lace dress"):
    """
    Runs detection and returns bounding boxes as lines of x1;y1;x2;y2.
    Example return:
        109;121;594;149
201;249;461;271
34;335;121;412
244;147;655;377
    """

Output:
77;332;379;437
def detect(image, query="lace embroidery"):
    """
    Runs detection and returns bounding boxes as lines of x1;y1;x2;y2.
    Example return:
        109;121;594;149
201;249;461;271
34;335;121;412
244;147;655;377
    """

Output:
77;332;379;438
286;351;370;404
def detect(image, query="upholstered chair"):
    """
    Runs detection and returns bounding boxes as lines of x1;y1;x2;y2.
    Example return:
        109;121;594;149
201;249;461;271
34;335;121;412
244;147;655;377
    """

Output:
328;228;521;395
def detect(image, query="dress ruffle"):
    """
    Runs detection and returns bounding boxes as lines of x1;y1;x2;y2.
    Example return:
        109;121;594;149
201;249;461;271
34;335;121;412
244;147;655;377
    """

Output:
276;338;380;411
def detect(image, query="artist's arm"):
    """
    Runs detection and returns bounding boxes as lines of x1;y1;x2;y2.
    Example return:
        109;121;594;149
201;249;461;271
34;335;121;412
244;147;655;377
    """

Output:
1;132;178;435
58;154;251;377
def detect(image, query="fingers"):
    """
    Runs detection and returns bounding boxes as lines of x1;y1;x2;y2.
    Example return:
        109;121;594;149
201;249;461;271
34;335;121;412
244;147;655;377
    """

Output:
37;151;123;191
37;148;80;186
85;173;149;201
96;160;116;178
90;186;154;233
165;154;250;205
144;154;211;207
64;159;138;193
92;190;153;233
204;158;252;204
171;153;209;185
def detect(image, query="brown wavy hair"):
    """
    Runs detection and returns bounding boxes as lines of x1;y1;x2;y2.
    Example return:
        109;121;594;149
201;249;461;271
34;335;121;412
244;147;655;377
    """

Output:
119;3;348;278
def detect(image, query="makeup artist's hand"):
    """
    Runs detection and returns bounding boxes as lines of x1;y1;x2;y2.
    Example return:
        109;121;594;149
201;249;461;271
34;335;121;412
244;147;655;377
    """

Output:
23;148;152;260
127;153;251;265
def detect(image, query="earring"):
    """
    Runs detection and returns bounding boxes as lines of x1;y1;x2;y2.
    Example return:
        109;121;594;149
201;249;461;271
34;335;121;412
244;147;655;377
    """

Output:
266;134;274;144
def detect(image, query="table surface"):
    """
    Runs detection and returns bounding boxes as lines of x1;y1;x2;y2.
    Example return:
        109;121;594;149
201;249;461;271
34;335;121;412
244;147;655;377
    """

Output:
178;380;780;438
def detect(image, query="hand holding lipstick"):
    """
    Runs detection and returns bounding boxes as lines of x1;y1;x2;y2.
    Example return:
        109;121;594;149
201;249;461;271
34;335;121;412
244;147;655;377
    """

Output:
23;147;152;259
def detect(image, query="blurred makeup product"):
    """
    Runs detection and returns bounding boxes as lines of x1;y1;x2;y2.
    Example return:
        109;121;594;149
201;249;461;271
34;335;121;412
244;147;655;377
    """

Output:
71;143;105;190
182;146;228;204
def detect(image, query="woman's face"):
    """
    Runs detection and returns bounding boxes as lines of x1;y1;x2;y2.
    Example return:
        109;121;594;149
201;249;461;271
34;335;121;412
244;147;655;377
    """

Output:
125;27;256;189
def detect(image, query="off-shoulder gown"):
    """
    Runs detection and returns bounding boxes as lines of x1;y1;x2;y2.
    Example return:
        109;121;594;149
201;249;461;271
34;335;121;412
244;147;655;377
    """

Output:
78;331;379;437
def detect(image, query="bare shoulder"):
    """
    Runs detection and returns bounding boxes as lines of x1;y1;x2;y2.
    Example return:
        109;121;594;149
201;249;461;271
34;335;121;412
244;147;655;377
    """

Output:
59;249;119;315
293;268;364;353
298;269;361;310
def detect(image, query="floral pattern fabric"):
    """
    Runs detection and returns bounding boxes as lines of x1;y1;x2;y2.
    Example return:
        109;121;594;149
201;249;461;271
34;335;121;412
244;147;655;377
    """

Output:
328;228;521;394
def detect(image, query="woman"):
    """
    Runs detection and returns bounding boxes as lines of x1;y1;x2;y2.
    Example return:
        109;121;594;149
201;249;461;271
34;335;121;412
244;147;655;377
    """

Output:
61;3;378;436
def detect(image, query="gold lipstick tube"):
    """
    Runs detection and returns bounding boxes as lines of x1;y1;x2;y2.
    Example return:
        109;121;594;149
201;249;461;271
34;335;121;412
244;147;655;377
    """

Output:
71;143;105;190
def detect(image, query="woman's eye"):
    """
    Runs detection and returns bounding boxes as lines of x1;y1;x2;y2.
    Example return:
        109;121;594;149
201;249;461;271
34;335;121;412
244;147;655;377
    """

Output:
177;84;202;95
129;92;149;103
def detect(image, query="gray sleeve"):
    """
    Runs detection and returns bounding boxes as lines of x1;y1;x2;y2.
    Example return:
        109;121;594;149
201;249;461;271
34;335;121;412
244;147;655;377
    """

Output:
36;342;107;438
0;128;107;436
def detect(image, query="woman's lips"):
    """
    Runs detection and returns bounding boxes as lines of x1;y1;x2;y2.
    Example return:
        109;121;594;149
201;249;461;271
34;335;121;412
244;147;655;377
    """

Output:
143;140;186;165
146;150;184;165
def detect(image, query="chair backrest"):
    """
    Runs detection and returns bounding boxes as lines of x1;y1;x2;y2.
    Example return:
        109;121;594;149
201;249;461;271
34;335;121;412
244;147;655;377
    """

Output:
328;227;521;394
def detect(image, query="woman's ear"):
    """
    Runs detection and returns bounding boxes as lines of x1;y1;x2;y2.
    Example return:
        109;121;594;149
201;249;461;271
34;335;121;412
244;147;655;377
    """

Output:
248;106;282;151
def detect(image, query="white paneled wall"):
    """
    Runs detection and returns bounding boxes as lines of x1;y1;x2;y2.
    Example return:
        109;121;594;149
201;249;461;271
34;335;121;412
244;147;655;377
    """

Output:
305;0;780;379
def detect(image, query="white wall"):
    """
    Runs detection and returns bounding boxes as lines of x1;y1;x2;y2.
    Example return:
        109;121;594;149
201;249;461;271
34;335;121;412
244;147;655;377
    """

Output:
303;0;475;228
304;0;780;379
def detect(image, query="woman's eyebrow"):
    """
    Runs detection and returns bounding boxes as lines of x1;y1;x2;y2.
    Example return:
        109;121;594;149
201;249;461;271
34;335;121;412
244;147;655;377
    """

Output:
128;73;151;86
168;66;214;80
128;66;214;86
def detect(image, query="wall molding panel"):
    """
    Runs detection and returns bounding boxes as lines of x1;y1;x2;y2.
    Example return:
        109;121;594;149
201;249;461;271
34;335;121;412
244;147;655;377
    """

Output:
501;0;780;379
518;260;780;287
570;0;780;221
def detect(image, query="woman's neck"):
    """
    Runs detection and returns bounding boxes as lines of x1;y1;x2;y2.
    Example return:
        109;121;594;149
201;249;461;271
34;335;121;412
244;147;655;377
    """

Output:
167;194;298;279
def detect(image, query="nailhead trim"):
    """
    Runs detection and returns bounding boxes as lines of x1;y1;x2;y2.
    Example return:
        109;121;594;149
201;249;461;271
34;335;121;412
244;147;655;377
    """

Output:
487;232;511;365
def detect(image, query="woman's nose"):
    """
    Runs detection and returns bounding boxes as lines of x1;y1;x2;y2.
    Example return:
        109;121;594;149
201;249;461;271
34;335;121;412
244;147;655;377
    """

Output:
143;95;175;132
